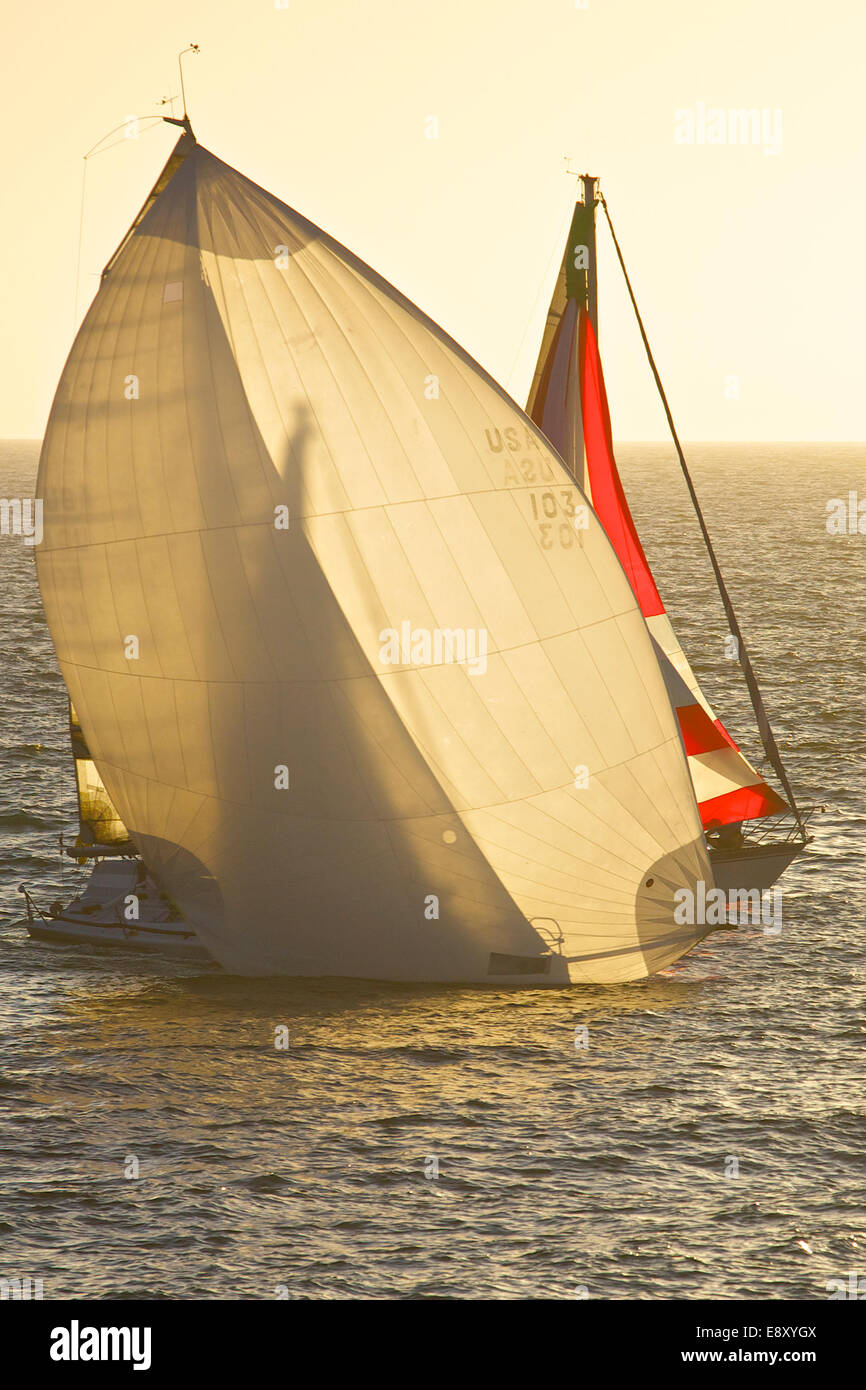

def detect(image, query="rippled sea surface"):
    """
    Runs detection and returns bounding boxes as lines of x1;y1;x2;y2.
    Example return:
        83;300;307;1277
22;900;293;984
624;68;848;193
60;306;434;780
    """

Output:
1;439;863;1300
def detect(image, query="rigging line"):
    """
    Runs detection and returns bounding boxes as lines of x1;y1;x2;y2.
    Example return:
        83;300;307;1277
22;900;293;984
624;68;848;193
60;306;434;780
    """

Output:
504;188;575;397
73;158;87;332
83;115;166;161
84;128;165;159
72;116;165;331
597;191;803;830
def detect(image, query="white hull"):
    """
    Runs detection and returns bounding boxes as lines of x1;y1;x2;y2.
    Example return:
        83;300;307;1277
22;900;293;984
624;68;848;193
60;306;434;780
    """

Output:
28;915;209;961
24;857;210;963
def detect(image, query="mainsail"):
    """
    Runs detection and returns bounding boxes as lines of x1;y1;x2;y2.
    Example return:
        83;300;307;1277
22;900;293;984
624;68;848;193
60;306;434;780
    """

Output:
528;205;786;831
68;699;130;847
37;130;714;983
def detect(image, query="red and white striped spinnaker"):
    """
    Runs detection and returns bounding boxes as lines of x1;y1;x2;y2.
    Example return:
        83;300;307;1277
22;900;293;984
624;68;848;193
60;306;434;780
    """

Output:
528;282;785;831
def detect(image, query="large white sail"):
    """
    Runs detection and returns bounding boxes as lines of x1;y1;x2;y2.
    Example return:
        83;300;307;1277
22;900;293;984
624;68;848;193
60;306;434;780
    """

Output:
36;133;713;983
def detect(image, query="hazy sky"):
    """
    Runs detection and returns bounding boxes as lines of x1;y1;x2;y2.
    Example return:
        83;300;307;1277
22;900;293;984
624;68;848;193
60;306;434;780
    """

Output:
2;0;863;440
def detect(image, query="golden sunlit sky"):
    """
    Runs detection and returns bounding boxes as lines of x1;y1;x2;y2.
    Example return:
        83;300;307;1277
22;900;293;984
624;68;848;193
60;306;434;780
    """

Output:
2;0;863;441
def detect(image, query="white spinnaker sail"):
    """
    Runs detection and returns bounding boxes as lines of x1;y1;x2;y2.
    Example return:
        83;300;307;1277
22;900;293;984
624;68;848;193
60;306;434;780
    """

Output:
36;136;712;982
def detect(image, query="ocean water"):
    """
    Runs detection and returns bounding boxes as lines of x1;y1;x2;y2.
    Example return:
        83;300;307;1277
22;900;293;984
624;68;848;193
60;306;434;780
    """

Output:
0;438;863;1301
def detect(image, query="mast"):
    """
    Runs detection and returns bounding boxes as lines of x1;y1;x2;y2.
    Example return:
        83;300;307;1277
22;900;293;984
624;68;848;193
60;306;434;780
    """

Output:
562;174;598;338
525;171;599;485
580;174;598;339
163;44;199;139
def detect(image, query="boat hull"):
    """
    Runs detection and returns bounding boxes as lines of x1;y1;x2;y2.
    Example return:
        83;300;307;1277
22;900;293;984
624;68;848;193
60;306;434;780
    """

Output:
22;856;210;962
27;915;210;961
708;841;806;895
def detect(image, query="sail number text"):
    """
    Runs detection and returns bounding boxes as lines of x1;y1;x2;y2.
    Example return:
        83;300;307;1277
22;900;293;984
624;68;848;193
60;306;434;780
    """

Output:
528;490;585;548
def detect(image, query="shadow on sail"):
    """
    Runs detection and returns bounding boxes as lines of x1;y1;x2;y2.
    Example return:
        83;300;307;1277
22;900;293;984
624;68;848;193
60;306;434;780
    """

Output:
129;385;553;980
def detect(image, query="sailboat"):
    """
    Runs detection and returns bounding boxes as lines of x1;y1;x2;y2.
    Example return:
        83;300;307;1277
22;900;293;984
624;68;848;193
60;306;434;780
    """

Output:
526;176;817;896
35;117;745;983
